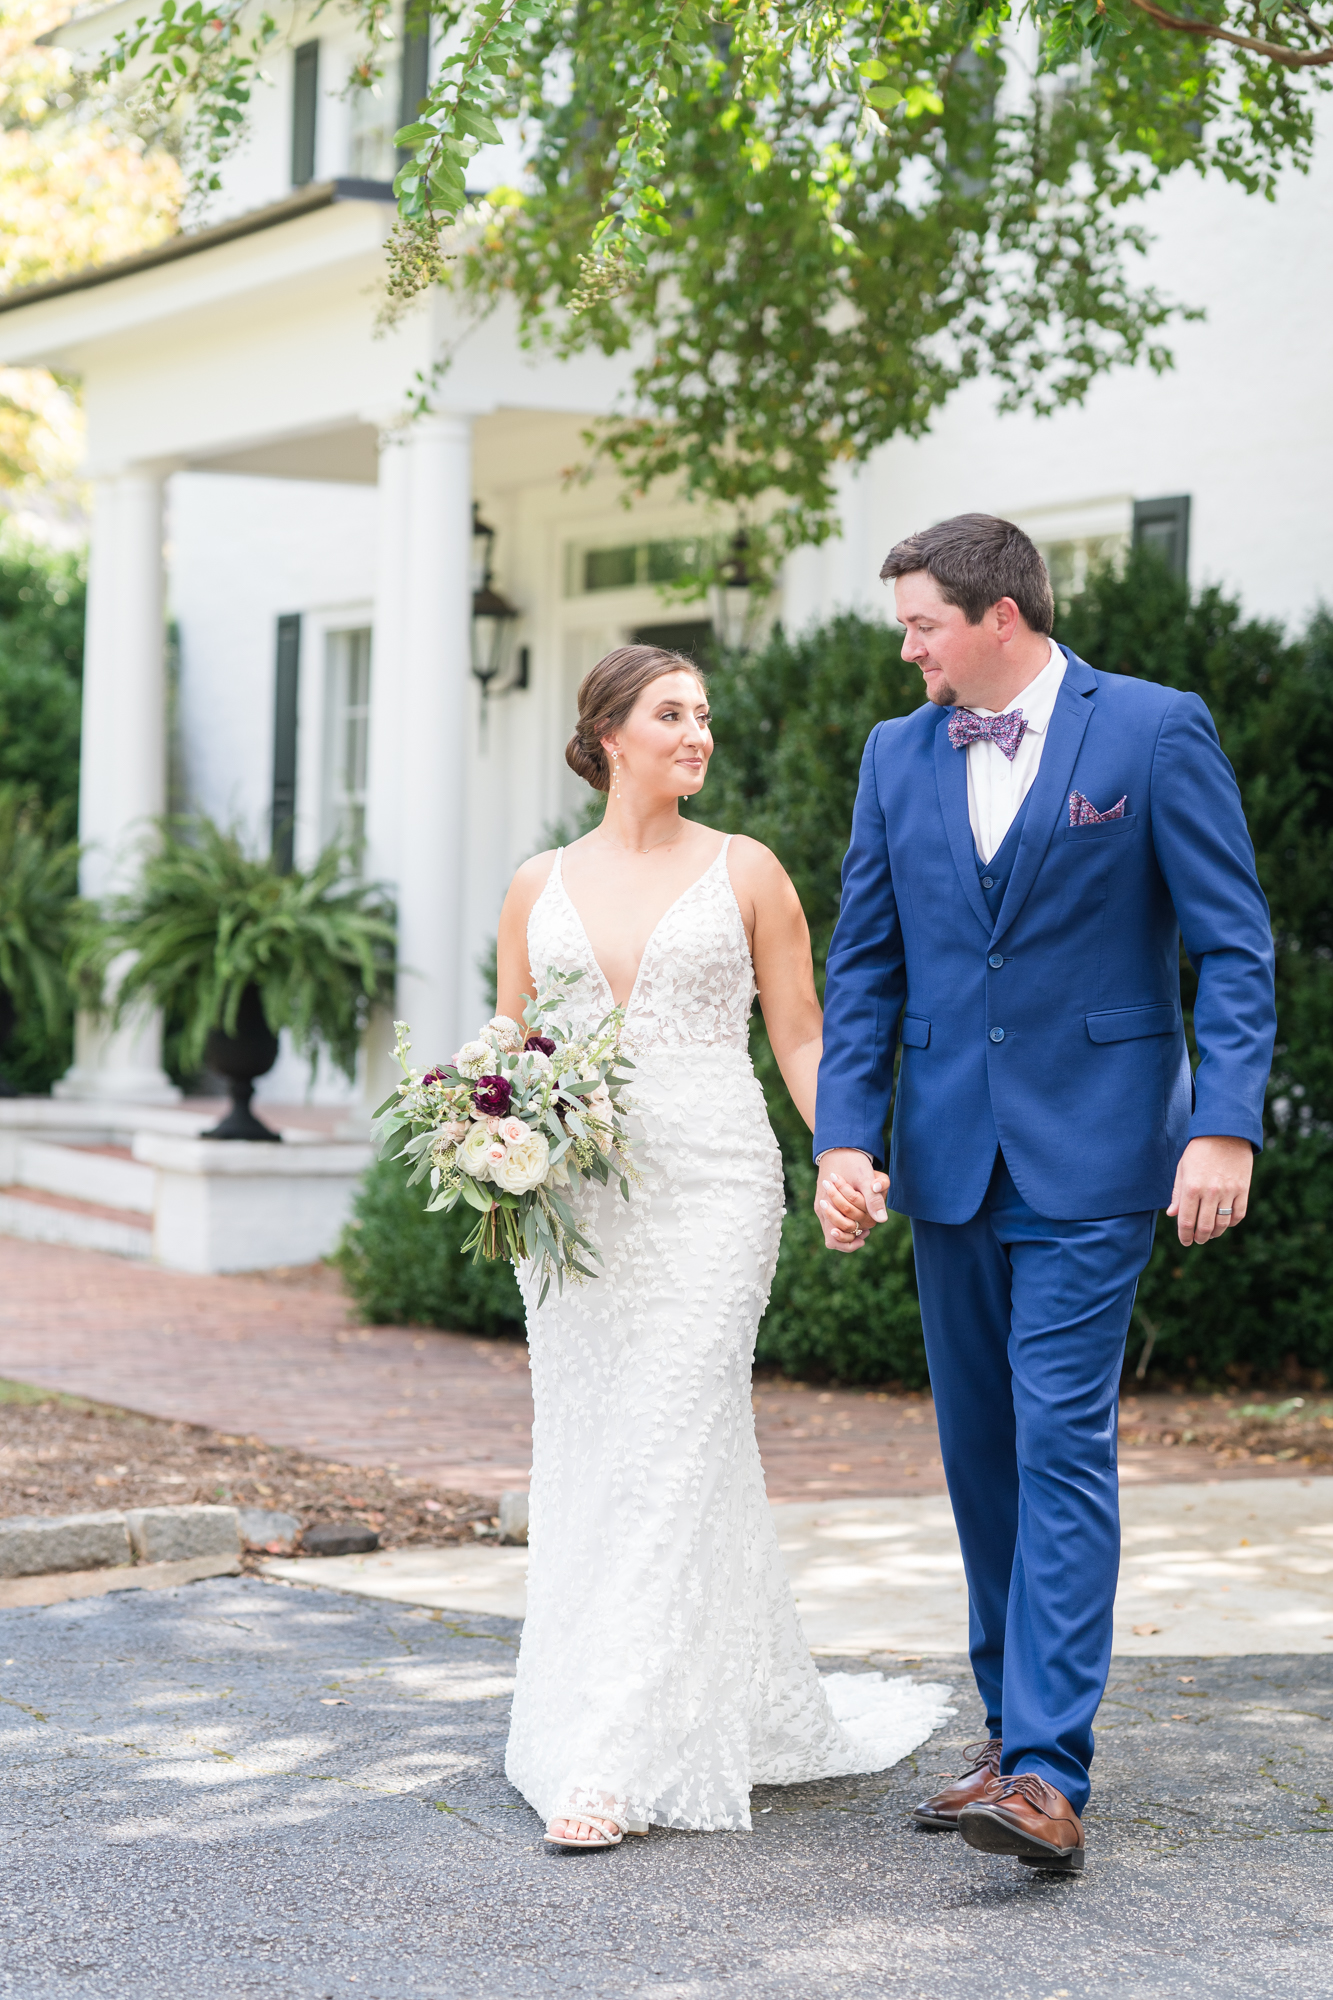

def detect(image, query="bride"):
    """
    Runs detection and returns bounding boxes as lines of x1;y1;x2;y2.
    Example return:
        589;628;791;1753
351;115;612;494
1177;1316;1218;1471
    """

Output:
494;643;950;1851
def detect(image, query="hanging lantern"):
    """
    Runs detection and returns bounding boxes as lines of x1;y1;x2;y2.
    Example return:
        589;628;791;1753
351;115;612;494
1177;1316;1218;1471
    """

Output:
713;529;755;653
470;503;521;693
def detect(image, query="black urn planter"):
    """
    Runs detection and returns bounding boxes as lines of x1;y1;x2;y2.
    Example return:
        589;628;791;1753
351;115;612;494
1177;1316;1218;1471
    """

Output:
201;985;281;1141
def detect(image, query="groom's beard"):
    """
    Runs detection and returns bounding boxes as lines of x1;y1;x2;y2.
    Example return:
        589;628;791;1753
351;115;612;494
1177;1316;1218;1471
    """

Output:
926;678;958;707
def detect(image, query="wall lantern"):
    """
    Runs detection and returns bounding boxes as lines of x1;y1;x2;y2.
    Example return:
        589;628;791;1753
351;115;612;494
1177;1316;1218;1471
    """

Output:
712;529;755;654
470;503;522;699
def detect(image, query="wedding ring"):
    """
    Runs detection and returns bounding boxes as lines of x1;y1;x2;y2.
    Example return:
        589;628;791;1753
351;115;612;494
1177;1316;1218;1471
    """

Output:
1217;1206;1233;1217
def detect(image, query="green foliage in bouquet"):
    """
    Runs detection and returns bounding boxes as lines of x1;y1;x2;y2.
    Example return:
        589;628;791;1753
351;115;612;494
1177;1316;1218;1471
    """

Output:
75;817;396;1076
0;783;79;1093
333;1150;525;1337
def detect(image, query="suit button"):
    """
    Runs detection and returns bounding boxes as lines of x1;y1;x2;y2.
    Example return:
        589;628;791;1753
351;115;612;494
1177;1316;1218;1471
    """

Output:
988;953;1004;969
989;1027;1005;1043
981;876;994;889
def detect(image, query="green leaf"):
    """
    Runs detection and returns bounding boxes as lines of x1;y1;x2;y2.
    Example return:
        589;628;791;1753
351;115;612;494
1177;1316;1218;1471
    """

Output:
453;104;503;145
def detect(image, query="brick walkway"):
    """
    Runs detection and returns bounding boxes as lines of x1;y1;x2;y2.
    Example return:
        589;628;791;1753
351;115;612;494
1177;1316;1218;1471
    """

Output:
0;1236;1313;1502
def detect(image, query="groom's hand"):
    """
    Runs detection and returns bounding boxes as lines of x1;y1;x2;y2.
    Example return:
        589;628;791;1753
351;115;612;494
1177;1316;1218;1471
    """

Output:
816;1150;890;1253
1167;1135;1253;1246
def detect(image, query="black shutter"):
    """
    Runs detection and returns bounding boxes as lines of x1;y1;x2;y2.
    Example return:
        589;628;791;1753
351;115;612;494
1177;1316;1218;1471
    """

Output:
397;19;431;165
291;40;320;186
1132;495;1191;579
272;614;301;873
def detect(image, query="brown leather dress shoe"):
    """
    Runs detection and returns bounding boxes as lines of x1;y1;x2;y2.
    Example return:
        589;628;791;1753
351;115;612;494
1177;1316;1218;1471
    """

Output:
911;1737;1003;1831
957;1772;1085;1873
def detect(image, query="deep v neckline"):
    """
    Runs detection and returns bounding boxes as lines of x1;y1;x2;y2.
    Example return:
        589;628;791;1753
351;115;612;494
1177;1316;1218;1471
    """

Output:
554;839;730;1016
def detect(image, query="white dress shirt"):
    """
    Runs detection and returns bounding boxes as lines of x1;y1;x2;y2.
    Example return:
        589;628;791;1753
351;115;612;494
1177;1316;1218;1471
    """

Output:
963;639;1066;864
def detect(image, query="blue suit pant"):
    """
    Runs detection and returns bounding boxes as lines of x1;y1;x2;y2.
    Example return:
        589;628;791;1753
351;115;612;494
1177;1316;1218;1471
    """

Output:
910;1155;1156;1813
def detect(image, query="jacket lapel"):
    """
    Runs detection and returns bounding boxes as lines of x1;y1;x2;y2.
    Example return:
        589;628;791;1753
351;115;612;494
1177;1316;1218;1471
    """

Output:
933;711;994;937
990;648;1097;948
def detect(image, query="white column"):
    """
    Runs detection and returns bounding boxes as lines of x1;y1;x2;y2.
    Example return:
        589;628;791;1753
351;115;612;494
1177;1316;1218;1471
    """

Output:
56;469;179;1104
392;414;473;1071
825;460;878;617
364;435;412;891
779;541;827;638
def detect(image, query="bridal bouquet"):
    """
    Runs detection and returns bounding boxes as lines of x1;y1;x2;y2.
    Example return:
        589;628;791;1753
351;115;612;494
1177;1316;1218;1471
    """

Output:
374;970;636;1302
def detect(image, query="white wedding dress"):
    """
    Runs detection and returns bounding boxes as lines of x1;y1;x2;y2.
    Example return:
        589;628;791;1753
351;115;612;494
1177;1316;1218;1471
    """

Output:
505;838;953;1832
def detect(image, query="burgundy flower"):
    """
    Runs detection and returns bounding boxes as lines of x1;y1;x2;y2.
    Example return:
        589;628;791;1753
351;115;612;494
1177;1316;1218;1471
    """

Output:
421;1066;449;1086
472;1073;513;1117
524;1034;556;1057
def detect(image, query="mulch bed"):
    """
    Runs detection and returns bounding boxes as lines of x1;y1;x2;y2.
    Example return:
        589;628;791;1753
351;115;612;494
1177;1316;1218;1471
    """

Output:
0;1379;500;1558
1119;1391;1333;1469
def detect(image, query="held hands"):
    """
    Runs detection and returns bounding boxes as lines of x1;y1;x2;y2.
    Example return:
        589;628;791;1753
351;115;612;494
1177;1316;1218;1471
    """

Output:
816;1149;891;1253
1167;1135;1254;1246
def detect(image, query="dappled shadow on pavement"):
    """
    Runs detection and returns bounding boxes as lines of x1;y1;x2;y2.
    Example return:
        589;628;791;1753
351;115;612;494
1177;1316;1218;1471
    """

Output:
0;1576;1328;1998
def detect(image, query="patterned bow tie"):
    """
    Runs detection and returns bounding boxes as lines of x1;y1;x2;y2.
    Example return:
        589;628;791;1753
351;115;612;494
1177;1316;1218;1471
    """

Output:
947;708;1028;761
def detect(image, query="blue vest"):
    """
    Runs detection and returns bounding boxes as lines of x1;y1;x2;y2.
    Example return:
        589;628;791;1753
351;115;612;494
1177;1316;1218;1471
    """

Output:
975;788;1033;926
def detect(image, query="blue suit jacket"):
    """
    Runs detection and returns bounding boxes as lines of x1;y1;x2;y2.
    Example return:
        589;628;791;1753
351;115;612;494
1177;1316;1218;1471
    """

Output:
812;648;1276;1223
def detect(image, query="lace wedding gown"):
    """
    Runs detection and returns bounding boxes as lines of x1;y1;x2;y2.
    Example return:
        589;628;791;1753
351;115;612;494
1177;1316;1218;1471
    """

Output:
505;838;953;1832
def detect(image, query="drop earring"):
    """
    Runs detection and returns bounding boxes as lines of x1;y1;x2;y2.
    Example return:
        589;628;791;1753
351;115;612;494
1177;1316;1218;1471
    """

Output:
609;749;621;799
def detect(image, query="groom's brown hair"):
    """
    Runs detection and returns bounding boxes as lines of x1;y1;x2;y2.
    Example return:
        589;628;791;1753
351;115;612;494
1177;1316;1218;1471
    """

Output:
880;514;1055;635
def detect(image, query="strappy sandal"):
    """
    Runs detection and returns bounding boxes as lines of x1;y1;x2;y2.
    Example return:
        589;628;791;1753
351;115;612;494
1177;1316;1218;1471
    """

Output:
544;1813;625;1852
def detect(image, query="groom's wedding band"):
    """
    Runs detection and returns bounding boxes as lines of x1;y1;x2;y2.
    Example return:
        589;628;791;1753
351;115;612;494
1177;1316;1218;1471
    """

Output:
1217;1206;1233;1216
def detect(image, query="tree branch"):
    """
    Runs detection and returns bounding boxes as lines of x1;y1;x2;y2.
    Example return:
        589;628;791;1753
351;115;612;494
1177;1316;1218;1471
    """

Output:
1127;0;1333;65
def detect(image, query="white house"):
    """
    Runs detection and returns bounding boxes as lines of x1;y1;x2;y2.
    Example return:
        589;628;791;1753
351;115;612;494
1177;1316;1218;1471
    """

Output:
3;0;1330;1129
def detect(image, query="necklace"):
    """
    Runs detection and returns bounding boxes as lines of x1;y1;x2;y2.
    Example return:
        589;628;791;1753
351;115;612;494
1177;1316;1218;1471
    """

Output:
595;825;685;857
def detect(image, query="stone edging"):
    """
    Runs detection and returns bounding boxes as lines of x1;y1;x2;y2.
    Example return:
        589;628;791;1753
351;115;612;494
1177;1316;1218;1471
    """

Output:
0;1503;243;1581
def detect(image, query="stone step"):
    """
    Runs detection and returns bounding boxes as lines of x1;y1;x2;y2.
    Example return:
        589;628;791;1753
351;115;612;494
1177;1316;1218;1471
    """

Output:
16;1137;155;1213
0;1185;152;1258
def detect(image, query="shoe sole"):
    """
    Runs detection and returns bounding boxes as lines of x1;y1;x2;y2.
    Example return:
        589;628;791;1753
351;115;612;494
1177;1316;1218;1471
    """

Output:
911;1809;959;1832
957;1807;1084;1873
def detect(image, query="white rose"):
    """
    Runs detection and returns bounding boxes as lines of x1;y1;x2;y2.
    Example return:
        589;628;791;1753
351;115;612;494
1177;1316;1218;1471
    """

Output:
453;1039;492;1079
485;1015;524;1052
492;1128;551;1195
456;1122;494;1179
586;1080;613;1153
439;1119;469;1145
499;1116;529;1146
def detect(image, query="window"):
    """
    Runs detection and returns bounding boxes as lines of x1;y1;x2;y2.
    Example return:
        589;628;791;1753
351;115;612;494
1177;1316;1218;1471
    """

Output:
346;23;430;181
566;536;715;596
291;40;320;186
1132;494;1190;578
1036;533;1128;611
632;620;716;666
323;629;372;855
348;52;402;180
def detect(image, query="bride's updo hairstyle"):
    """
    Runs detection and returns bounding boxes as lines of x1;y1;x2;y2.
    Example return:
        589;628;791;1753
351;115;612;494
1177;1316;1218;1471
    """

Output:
565;644;705;793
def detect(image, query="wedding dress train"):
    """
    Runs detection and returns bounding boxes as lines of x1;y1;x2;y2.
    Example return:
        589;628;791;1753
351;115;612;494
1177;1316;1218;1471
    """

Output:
505;838;953;1832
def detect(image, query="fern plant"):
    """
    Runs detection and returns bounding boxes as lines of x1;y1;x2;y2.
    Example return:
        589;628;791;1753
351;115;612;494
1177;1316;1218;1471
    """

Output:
0;783;78;1035
77;818;397;1079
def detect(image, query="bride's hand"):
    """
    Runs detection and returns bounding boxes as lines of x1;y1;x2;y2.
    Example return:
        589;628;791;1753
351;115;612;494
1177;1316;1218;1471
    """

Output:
816;1157;890;1253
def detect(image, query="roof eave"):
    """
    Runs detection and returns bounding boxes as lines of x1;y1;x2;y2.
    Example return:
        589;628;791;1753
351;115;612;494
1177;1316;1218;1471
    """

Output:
0;179;398;318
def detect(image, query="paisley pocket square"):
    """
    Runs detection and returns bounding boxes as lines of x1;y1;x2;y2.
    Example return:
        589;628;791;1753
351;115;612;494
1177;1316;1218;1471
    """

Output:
1069;790;1127;826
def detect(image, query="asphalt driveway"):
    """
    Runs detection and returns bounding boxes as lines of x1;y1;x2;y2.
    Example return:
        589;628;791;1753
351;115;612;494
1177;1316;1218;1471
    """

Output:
0;1576;1328;2000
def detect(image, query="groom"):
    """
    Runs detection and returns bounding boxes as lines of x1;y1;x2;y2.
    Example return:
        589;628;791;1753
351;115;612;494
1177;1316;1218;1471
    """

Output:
813;514;1275;1874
